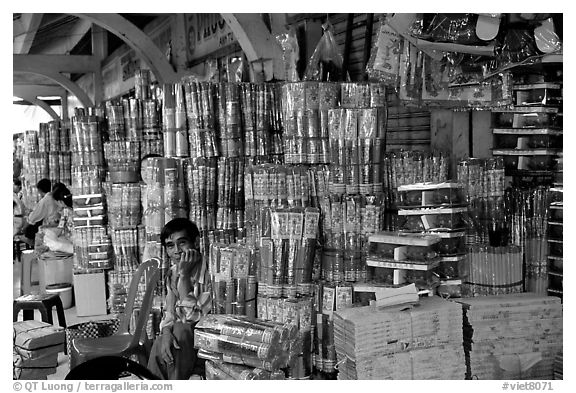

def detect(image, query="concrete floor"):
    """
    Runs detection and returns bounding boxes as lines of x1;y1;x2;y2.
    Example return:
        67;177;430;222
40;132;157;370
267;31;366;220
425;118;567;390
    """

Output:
13;259;109;380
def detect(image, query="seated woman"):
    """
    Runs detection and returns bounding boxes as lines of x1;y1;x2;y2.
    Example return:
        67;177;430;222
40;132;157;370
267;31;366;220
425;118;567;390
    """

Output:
42;182;74;255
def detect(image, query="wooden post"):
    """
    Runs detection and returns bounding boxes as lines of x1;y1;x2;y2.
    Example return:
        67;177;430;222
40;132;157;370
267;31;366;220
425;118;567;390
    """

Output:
92;24;108;106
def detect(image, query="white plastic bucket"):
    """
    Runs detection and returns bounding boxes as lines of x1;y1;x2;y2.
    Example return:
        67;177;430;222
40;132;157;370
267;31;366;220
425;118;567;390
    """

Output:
46;283;73;310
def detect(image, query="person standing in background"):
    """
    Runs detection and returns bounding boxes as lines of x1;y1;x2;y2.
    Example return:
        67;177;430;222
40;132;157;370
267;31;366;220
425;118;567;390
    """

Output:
20;179;60;247
13;178;25;237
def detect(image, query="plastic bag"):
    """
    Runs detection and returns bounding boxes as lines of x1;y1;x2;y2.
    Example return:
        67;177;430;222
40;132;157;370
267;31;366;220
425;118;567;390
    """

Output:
304;22;345;82
366;17;403;88
227;56;245;83
276;26;300;82
412;14;482;45
496;28;539;64
205;58;219;83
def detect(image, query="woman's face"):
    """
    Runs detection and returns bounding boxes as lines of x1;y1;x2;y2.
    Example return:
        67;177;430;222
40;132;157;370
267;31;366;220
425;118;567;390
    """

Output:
164;230;195;263
56;200;66;209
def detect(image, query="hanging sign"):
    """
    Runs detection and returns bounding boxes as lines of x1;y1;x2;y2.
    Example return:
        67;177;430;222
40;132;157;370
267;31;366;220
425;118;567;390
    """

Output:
186;14;237;59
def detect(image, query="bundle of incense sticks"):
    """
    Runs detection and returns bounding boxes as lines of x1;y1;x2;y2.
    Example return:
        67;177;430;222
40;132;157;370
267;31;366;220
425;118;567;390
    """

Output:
382;151;449;209
327;108;386;195
281;82;340;164
109;227;142;272
182;79;219;159
256;206;320;290
108;184;141;229
504;186;550;293
208;243;257;318
463;245;523;296
105;102;126;141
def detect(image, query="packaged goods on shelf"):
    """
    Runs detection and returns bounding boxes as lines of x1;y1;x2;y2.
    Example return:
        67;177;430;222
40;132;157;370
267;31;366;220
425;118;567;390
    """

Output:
105;102;127;141
185;157;218;231
71;116;105;167
397;182;466;208
457;294;563;380
109;227;144;272
333;296;466;380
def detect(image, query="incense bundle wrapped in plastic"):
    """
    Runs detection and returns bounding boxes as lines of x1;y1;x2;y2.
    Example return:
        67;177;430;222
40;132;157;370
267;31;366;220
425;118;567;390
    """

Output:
195;330;278;360
199;349;283;372
205;360;285;380
196;314;281;345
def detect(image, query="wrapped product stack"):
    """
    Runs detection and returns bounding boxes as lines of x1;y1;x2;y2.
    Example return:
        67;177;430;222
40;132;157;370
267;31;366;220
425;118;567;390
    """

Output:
195;314;303;380
333;296;466;380
13;321;66;380
396;182;468;296
457;293;563;380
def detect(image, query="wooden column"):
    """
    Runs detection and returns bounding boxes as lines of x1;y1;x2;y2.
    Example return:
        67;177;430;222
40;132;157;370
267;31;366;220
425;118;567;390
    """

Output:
91;24;108;106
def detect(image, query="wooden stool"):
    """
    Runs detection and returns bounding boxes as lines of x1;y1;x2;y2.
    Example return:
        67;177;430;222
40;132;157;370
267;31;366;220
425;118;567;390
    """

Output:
13;293;67;328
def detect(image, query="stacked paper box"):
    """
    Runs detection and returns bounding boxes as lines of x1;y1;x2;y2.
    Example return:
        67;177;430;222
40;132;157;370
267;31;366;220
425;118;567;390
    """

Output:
13;321;65;380
333;297;466;379
458;294;563;380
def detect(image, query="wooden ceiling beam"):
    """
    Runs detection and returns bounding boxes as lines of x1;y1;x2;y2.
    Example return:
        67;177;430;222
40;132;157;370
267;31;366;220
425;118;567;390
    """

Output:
14;93;60;120
13;13;43;54
14;54;100;74
72;13;178;84
13;84;66;98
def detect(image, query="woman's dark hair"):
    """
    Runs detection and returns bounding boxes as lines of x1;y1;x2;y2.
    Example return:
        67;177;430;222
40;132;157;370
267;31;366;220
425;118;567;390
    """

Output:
52;182;72;208
36;178;51;194
13;178;22;187
160;218;200;248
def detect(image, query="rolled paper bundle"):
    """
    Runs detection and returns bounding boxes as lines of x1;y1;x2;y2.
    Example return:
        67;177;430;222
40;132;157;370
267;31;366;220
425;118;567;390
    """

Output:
196;314;281;345
194;330;278;361
198;349;283;372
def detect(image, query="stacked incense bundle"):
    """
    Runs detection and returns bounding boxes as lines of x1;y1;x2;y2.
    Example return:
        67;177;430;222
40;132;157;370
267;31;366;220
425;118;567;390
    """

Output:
458;294;563;380
185;158;218;232
107;184;141;228
22;124;72;207
281;82;340;164
105;102;127;141
195;315;302;379
256;207;320;290
238;83;284;158
457;157;506;245
463;245;523;296
215;157;245;231
208;243;257;318
382;151;449;210
205;361;285;380
319;194;384;283
312;281;354;374
505;187;550;294
244;163;330;243
333;296;466;380
162;83;189;158
70;113;113;274
327;108;385;195
182;79;219;159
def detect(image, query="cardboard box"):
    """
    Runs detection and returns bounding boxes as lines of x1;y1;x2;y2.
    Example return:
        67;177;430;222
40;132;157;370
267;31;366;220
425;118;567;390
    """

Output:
73;271;107;317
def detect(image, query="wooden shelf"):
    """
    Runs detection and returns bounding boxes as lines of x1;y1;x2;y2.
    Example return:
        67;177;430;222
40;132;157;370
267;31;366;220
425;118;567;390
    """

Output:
492;128;562;135
492;106;559;114
493;148;561;156
366;258;440;271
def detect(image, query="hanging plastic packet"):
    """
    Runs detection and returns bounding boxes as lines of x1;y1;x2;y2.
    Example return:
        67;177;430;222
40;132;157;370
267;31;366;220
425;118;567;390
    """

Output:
366;16;402;88
276;26;300;82
304;22;345;82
